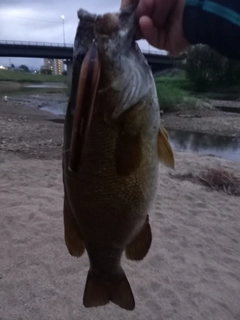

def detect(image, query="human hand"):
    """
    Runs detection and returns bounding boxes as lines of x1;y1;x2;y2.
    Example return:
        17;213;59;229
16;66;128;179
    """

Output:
121;0;190;55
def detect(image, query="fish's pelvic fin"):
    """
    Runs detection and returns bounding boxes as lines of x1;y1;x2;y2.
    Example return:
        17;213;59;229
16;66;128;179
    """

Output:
115;132;142;176
83;268;135;310
125;215;152;261
158;127;175;169
63;196;85;258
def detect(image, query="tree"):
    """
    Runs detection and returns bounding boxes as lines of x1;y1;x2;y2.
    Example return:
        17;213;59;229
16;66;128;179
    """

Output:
19;65;29;72
40;68;52;75
184;45;228;91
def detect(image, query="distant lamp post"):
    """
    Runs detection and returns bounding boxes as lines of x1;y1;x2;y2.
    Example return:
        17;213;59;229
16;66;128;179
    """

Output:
61;15;66;46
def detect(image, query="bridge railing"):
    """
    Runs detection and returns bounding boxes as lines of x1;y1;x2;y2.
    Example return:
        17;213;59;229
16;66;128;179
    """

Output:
0;40;73;48
141;49;168;56
0;40;168;56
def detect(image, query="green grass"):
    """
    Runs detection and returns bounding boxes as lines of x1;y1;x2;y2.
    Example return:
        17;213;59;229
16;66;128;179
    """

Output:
0;70;67;83
155;78;196;112
155;76;192;91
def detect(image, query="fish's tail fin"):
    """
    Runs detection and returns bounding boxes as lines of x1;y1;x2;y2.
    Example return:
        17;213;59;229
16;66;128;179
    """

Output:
83;268;135;310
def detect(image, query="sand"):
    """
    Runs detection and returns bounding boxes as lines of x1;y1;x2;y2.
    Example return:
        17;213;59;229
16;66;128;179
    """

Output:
1;97;240;320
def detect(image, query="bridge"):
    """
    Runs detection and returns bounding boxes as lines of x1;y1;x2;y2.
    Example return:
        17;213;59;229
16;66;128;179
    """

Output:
0;40;175;75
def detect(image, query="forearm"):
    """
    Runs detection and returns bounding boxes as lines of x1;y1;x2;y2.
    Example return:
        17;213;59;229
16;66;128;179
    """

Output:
182;0;240;59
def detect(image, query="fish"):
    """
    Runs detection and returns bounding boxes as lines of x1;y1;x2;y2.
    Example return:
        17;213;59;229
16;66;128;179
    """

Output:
62;3;175;311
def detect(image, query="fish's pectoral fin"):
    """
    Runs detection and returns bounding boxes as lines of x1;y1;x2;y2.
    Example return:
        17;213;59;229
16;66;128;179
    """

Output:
69;42;101;172
115;131;142;176
158;127;175;169
125;215;152;261
161;126;169;139
63;196;85;258
83;268;135;310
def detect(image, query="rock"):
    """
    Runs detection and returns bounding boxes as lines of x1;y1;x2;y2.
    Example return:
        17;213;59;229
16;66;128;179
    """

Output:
196;100;213;110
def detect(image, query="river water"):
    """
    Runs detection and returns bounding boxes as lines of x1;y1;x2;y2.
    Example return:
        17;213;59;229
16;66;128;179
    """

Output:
1;83;240;162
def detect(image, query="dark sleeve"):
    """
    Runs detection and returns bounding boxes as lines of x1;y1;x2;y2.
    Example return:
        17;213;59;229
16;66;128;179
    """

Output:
182;0;240;59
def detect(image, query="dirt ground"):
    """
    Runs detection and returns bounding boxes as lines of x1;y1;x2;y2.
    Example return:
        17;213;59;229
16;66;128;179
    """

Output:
0;96;64;160
1;94;240;320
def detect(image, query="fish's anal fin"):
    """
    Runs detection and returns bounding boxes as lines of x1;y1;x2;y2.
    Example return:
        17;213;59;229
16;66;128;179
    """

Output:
125;215;152;261
63;196;85;258
115;131;142;176
83;268;135;310
158;127;175;169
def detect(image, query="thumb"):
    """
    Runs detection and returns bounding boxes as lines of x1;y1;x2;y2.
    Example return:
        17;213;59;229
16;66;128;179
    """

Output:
139;16;166;50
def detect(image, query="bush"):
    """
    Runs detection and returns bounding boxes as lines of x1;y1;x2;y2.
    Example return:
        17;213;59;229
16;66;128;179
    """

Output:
155;76;192;91
225;59;240;85
19;65;29;72
184;45;228;91
156;81;196;112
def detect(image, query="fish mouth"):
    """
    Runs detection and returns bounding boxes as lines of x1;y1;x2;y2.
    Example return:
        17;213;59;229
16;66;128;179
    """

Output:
76;3;139;59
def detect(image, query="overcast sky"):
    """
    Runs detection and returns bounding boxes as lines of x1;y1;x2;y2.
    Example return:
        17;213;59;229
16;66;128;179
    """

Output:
0;0;163;70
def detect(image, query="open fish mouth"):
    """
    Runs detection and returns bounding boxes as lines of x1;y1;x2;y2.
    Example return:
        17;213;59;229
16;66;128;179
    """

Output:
76;2;139;60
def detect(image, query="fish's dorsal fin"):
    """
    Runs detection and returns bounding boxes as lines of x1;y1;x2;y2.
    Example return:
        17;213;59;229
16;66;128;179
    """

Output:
158;127;175;169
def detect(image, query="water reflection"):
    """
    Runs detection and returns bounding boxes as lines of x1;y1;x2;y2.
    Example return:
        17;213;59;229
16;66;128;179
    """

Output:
0;83;67;96
167;128;240;162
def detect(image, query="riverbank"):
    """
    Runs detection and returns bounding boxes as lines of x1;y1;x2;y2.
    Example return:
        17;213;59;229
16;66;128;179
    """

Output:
0;70;67;83
1;93;240;160
1;93;240;154
162;105;240;138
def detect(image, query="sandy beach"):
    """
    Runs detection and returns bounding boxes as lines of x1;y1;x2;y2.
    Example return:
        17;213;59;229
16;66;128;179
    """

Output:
1;96;240;320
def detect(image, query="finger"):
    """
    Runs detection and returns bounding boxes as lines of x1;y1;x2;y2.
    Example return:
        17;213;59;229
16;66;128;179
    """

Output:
137;0;154;19
139;16;166;50
120;0;134;9
151;0;177;27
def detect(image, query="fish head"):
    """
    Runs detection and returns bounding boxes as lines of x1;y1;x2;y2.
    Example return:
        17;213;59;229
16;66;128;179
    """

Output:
72;2;157;123
76;3;138;60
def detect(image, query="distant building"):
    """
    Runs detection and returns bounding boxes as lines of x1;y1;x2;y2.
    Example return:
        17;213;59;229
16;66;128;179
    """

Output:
42;59;64;75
